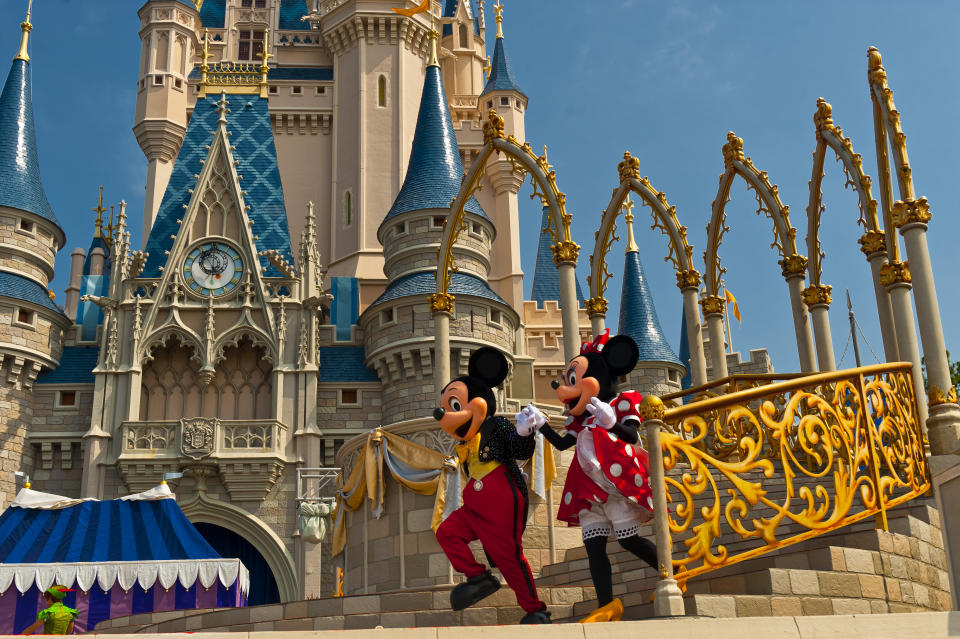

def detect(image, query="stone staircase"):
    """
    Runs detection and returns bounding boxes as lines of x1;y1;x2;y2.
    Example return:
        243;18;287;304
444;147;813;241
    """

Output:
97;498;948;633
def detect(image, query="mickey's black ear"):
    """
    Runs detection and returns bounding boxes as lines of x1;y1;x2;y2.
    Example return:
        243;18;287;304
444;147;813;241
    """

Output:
468;347;509;388
603;335;638;376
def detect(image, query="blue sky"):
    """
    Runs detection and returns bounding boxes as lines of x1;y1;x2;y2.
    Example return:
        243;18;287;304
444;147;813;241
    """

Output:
2;1;958;374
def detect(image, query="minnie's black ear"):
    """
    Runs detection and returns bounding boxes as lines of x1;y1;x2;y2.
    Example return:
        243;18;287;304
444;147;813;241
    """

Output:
603;335;639;377
468;347;509;388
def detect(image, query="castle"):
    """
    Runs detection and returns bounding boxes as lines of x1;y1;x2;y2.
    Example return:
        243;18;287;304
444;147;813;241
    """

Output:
0;0;775;606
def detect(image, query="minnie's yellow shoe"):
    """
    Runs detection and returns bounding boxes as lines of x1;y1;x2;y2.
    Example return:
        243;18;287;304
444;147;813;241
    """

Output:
579;598;624;623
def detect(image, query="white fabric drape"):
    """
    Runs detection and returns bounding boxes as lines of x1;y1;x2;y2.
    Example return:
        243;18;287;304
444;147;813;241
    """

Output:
9;484;176;510
0;559;248;594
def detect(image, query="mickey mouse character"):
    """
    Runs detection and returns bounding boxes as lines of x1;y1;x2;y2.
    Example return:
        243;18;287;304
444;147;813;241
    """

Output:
517;330;657;623
434;346;551;624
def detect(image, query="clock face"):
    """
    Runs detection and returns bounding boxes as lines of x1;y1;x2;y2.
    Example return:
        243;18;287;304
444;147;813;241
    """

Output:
183;242;243;297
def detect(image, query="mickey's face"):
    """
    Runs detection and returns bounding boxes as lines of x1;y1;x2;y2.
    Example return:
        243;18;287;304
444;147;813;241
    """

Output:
434;381;487;442
552;355;600;417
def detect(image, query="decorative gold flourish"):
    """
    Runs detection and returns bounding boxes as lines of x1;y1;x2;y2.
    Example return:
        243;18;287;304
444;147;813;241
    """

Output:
802;284;833;308
482;109;505;145
879;260;911;287
618;151;640;182
676;269;702;291
429;292;455;315
639;395;665;421
813;97;834;130
722;132;744;168
929;384;959;407
867;47;887;86
700;295;724;317
659;363;929;586
199;30;272;97
891;197;932;229
585;296;608;317
858;230;886;257
551;240;580;266
779;254;808;279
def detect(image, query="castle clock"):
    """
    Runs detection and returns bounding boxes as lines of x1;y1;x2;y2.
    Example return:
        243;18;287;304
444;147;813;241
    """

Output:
183;241;243;297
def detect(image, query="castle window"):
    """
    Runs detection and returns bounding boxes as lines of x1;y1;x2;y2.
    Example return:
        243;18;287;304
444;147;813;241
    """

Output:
394;221;407;237
377;75;387;107
15;308;35;326
292;86;302;95
469;221;482;238
344;191;353;226
269;85;278;95
242;0;267;7
174;78;183;89
316;86;326;95
489;309;502;325
381;308;394;325
459;24;469;48
669;369;680;382
56;391;77;408
239;30;265;61
432;216;446;229
18;218;34;234
340;389;359;406
153;75;164;86
500;97;510;106
486;100;493;110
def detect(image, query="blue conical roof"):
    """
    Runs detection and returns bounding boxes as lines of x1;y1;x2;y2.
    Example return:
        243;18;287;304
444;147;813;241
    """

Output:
0;58;58;228
617;250;682;366
383;64;485;224
678;306;692;392
530;206;584;307
481;36;524;97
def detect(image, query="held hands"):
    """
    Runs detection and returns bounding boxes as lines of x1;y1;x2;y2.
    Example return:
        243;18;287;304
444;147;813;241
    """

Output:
585;397;616;430
516;404;547;436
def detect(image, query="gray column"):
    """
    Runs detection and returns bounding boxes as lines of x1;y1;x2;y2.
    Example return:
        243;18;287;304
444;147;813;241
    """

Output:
557;259;581;362
885;272;928;430
433;308;452;390
682;286;707;387
805;293;837;372
589;313;605;339
899;216;960;454
640;396;685;617
702;297;727;381
864;246;899;362
785;273;817;373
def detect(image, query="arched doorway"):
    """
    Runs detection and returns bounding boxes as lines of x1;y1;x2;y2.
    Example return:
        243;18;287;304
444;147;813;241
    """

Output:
194;522;280;606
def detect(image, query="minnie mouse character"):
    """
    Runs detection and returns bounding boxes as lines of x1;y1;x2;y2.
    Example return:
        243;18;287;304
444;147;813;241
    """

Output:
517;330;658;623
433;346;551;624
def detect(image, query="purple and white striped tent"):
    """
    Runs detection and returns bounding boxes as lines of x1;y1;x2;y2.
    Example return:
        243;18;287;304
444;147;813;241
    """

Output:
0;484;248;634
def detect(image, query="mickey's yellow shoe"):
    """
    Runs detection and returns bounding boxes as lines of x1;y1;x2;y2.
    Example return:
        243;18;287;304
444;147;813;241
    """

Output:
579;598;624;623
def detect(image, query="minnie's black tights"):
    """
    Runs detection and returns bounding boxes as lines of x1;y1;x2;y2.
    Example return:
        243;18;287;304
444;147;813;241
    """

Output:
584;535;658;606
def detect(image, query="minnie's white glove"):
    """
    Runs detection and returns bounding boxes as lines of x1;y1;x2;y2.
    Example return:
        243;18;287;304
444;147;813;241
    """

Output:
515;404;547;436
585;397;617;430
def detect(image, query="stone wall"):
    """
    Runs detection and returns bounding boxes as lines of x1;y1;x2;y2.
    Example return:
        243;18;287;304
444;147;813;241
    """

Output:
0;378;34;507
0;209;59;280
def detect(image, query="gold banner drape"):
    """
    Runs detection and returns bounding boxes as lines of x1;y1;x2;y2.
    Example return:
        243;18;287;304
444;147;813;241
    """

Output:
331;428;556;557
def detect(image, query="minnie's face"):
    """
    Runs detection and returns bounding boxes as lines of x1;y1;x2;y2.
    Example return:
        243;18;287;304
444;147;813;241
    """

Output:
552;355;600;417
435;381;487;442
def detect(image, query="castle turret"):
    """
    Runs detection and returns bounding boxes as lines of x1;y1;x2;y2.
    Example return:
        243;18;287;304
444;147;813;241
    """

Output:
439;0;487;122
360;28;516;425
0;8;69;506
616;203;685;397
134;0;201;245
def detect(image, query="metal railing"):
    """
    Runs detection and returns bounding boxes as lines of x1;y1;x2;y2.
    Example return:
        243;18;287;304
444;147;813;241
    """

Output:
120;419;286;459
642;362;930;614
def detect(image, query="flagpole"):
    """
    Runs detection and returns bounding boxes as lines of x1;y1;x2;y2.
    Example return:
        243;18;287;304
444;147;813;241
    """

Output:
847;290;862;368
721;280;733;355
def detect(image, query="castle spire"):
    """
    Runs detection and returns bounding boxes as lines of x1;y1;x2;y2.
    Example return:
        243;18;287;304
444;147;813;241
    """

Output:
0;1;58;229
381;37;486;225
481;0;524;97
623;196;638;254
617;226;682;366
530;205;585;306
427;23;440;68
93;186;106;240
14;0;32;62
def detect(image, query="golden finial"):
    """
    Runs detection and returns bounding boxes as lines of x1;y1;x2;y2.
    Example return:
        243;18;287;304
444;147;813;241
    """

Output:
493;0;504;39
106;205;115;247
24;481;31;489
92;186;106;239
483;56;491;82
623;196;638;254
427;19;440;67
14;0;33;62
258;29;274;98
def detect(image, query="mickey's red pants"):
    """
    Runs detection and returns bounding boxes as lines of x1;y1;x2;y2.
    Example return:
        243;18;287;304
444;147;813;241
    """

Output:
436;465;546;613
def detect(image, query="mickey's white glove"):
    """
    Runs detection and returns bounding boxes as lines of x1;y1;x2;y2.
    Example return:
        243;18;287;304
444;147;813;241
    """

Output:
585;397;616;430
516;404;547;436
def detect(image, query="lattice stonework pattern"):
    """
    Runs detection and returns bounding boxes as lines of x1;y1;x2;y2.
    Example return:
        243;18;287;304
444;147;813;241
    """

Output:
658;363;929;586
125;424;176;451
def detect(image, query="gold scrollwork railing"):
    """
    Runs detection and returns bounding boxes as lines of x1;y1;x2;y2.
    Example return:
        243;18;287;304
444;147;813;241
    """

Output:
659;362;929;587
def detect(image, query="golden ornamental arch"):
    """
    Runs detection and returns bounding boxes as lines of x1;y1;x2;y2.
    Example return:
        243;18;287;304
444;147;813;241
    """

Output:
704;131;804;297
586;151;698;318
806;97;885;294
433;109;576;308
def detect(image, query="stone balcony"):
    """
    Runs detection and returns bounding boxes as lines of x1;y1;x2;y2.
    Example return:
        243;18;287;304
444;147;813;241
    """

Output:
118;418;287;501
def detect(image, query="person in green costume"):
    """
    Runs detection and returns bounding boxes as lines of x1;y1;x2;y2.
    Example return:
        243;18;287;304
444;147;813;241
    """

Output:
21;585;78;635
